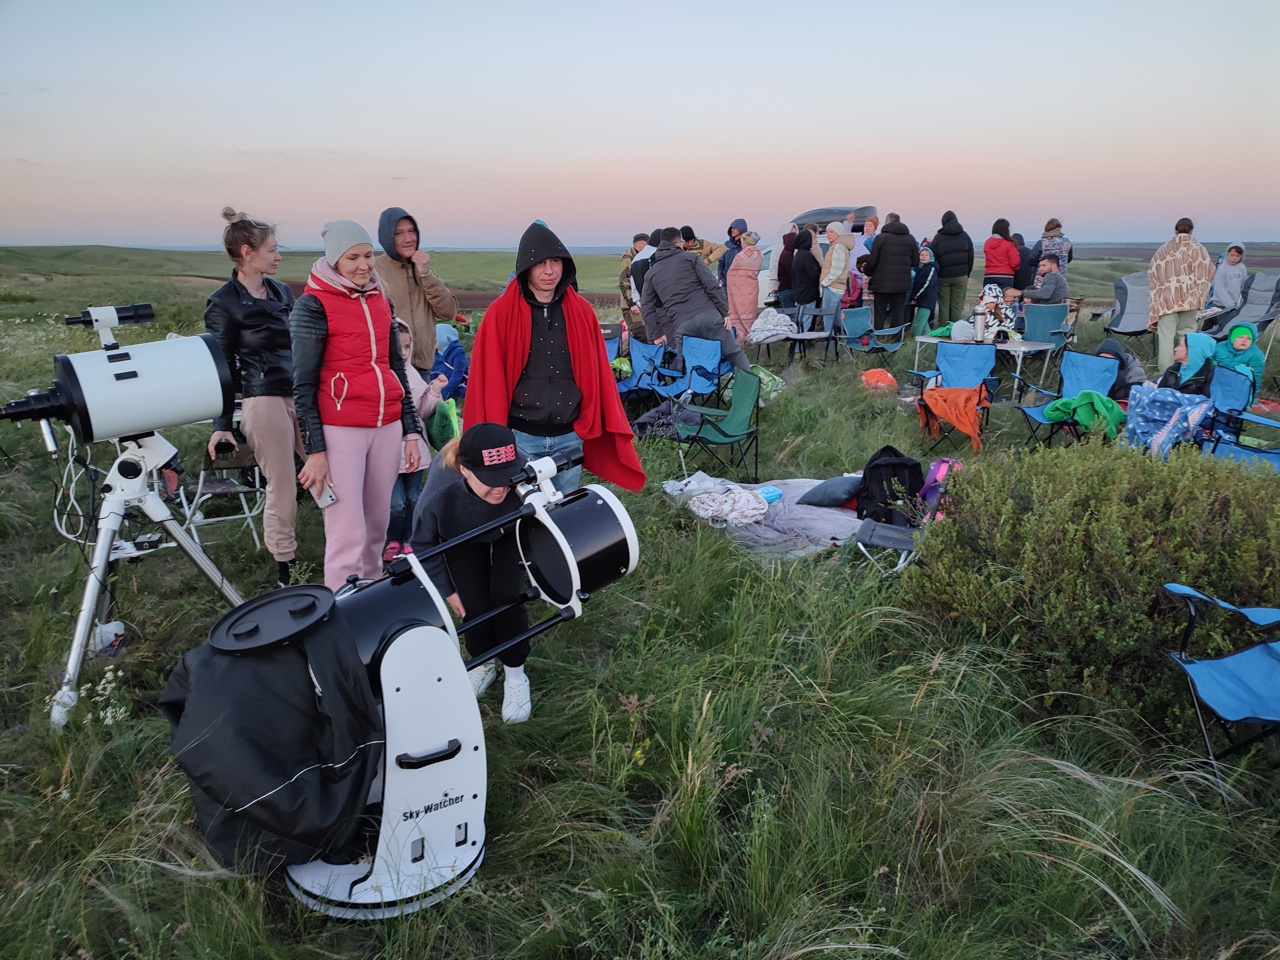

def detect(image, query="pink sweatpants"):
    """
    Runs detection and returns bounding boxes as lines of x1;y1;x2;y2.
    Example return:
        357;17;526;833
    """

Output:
319;422;404;591
240;396;304;562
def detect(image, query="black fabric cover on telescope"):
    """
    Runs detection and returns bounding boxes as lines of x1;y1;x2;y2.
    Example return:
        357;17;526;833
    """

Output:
159;597;384;871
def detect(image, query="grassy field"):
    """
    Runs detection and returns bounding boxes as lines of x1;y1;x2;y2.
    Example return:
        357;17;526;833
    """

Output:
2;251;1280;959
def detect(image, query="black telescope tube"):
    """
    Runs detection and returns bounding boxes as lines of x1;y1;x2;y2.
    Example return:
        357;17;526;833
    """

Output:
1;385;69;425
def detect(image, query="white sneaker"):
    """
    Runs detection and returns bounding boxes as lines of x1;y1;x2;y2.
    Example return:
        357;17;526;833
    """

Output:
469;661;497;699
501;671;532;723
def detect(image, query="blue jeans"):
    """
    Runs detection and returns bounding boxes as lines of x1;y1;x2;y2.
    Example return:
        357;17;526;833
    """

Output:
511;429;584;494
776;290;795;310
387;469;423;543
821;286;843;331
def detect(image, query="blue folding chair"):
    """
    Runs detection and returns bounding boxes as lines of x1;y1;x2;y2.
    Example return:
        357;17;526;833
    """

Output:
652;336;724;401
1204;365;1255;445
1163;583;1280;803
1012;351;1120;446
605;335;621;364
841;306;906;361
1207;408;1280;470
615;339;665;400
910;342;998;452
786;304;838;363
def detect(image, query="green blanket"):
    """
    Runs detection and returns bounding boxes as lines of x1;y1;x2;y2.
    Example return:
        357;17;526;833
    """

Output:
1042;389;1127;438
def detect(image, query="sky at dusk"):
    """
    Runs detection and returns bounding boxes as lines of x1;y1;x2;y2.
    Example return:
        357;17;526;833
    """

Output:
2;0;1277;250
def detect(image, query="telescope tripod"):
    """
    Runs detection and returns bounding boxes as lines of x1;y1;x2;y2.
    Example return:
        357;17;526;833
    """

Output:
50;433;244;729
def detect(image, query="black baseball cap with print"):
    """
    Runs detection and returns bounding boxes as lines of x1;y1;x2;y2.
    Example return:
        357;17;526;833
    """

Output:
458;422;524;487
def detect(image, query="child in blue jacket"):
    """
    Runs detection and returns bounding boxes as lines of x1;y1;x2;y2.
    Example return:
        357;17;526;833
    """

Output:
431;322;469;400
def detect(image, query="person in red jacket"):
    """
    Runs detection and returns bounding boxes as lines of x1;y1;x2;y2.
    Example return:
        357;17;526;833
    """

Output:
290;220;423;591
465;221;645;495
982;219;1021;291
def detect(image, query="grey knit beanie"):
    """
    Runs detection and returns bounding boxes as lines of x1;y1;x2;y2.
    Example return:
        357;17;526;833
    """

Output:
322;220;373;265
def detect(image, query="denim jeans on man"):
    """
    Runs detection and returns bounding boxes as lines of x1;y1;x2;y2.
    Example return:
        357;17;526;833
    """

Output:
511;429;584;493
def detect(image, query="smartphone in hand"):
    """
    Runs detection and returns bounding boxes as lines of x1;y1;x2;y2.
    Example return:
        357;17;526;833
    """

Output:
311;481;337;509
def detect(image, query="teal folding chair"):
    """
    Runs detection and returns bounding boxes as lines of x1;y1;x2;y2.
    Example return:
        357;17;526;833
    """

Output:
841;306;906;361
1012;351;1120;446
910;342;998;452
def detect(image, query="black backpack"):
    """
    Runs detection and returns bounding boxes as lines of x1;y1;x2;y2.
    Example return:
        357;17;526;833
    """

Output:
856;445;924;527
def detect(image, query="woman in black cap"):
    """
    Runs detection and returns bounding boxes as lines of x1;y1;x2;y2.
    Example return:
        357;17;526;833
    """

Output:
411;422;534;723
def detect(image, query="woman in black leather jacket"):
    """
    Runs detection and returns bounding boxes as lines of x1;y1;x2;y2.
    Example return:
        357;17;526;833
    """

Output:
204;207;303;587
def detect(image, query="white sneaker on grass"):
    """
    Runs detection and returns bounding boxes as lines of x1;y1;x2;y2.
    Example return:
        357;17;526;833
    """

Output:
501;671;532;723
468;660;497;699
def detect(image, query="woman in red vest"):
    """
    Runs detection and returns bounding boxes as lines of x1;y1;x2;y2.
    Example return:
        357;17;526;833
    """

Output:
290;220;423;591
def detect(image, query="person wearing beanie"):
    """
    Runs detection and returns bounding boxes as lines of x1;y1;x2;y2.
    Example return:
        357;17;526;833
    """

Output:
1029;218;1074;276
465;221;646;495
410;422;537;722
289;219;424;590
1212;321;1265;397
1095;337;1148;403
619;232;650;342
1148;218;1215;370
204;207;301;589
374;207;458;377
680;225;728;269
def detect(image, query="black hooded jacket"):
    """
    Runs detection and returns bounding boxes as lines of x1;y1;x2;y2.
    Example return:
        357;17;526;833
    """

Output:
931;211;975;280
864;221;919;294
790;230;821;307
509;222;583;435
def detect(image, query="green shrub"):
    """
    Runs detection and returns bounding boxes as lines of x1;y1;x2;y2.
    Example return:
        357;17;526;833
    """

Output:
900;441;1280;730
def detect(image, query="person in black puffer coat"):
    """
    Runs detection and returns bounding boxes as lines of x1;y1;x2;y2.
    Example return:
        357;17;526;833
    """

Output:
863;214;919;330
790;228;821;311
930;211;975;324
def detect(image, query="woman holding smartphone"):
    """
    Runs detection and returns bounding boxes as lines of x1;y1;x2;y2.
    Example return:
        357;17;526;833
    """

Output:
204;207;302;588
290;220;422;591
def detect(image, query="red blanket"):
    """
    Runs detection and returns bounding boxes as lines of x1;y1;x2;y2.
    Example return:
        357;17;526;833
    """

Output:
465;281;646;492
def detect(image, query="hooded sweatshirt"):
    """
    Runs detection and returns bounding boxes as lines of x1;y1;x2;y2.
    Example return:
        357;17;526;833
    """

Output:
431;322;469;400
1095;337;1147;402
465;222;645;491
1210;243;1248;311
1157;331;1216;395
717;218;748;287
930;211;975;280
777;232;797;292
790;230;822;307
910;249;940;313
374;207;459;370
1212;321;1265;389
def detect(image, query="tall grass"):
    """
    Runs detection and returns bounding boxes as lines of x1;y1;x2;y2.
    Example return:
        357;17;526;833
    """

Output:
1;254;1279;958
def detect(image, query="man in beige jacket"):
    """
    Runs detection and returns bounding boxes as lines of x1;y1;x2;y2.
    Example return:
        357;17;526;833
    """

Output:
376;206;459;375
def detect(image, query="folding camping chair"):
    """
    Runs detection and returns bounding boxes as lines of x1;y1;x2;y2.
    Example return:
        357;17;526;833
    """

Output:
602;323;622;364
1207;406;1280;471
911;342;998;452
652;336;726;402
1162;582;1280;804
786;304;838;363
1012;351;1120;446
1021;303;1072;369
1091;271;1156;360
1202;272;1280;339
841;306;907;361
616;339;665;401
1204;365;1255;445
855;457;959;575
671;367;761;481
177;441;266;550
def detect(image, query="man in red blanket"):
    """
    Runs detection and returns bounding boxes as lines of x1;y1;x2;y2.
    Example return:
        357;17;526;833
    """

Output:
465;221;646;494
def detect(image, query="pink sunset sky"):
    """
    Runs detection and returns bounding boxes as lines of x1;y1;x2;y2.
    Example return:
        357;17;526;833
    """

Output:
2;0;1277;249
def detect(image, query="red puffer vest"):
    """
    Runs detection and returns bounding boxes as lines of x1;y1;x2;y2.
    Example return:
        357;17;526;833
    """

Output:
306;271;405;428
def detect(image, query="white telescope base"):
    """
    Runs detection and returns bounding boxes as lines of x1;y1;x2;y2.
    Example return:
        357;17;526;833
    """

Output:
285;623;487;919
